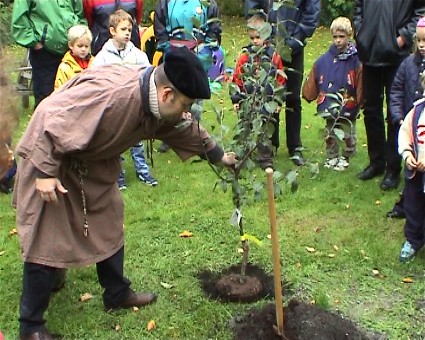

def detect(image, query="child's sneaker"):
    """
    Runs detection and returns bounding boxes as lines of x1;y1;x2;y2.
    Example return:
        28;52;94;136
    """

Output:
399;240;416;263
334;156;349;172
324;158;338;169
137;173;158;186
118;180;127;191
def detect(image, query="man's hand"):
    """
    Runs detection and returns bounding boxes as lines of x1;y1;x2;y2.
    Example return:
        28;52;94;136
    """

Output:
35;177;68;204
221;152;237;166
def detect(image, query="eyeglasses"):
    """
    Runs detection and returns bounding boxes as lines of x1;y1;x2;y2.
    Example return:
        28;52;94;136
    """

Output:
172;90;194;112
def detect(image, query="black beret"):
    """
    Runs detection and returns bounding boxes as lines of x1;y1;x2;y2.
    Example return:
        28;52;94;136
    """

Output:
163;46;211;100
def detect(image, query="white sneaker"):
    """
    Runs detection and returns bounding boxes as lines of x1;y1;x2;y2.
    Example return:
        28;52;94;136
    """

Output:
324;158;338;169
334;156;349;172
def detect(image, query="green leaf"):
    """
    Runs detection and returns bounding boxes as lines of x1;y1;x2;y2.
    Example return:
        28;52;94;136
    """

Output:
333;128;345;141
220;179;228;193
264;101;278;115
257;22;273;41
309;162;320;179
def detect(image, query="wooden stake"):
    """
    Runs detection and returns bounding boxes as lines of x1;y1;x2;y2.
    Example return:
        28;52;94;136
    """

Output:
265;167;284;337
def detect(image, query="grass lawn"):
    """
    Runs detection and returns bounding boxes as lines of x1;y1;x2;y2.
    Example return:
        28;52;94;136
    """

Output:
1;16;425;339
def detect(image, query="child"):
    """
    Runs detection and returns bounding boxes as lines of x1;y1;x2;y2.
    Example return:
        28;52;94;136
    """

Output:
386;17;425;219
302;17;362;171
397;72;425;263
230;14;286;170
54;25;94;90
93;9;157;189
154;0;222;153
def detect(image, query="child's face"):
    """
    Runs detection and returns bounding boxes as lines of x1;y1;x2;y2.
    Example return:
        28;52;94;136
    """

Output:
416;27;425;57
110;20;132;49
332;30;349;53
69;36;91;59
248;29;264;47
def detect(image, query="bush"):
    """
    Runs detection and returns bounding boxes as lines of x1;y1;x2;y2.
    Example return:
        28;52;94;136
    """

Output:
0;1;13;46
320;0;354;26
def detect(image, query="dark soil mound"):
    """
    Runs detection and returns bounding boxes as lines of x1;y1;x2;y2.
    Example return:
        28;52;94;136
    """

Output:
230;299;386;340
198;263;292;303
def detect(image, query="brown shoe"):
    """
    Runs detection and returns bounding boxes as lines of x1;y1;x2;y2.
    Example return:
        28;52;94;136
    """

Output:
20;330;62;340
107;291;157;310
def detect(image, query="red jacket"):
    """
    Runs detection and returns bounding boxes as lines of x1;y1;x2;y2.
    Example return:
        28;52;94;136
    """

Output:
231;44;286;103
83;0;143;55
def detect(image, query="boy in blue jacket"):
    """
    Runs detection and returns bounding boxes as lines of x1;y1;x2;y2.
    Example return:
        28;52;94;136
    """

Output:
302;17;362;171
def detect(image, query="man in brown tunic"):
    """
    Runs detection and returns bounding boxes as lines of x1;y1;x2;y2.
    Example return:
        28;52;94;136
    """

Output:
13;46;236;340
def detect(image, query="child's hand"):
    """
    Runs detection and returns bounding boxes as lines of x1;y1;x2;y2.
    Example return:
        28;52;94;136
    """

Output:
405;154;417;170
416;160;425;172
35;177;68;204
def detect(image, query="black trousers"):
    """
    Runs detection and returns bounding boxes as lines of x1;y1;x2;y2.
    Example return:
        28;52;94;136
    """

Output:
19;247;131;336
404;173;425;250
29;48;62;109
362;64;402;174
284;49;304;155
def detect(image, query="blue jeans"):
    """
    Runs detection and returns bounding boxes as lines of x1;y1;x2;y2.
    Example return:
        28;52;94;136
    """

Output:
118;142;150;184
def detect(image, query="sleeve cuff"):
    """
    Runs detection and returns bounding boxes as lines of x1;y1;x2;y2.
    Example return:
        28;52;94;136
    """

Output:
201;144;224;164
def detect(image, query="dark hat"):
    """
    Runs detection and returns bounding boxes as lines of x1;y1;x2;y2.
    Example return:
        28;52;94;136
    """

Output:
163;46;211;99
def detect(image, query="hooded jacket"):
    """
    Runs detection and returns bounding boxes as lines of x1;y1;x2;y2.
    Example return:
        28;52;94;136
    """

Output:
353;0;425;66
154;0;222;50
54;51;94;90
92;39;150;67
390;51;425;125
302;42;363;120
11;0;86;55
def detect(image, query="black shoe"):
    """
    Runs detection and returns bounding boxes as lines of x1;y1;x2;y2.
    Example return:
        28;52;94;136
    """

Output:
386;210;406;219
290;151;305;166
380;172;400;191
356;164;384;180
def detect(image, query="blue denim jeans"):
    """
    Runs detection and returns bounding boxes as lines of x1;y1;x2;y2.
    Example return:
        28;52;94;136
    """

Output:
118;142;150;184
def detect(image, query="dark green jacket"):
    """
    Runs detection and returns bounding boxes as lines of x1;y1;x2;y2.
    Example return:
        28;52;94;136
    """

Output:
11;0;87;55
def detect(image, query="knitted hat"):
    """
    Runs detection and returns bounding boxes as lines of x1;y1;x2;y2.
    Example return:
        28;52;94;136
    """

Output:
417;17;425;28
163;45;211;100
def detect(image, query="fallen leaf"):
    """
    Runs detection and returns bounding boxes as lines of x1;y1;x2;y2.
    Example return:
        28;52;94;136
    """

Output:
132;306;139;311
0;251;4;256
267;234;272;239
237;248;244;254
372;269;380;276
160;282;173;289
9;228;17;235
167;160;172;164
114;324;121;331
313;227;321;233
375;200;381;205
333;245;339;252
179;230;193;237
345;204;350;209
147;319;156;331
402;277;414;283
306;246;316;253
328;253;335;258
79;292;93;302
304;125;310;129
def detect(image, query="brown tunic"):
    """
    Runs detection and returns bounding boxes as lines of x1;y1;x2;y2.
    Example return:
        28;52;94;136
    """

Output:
13;64;221;268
